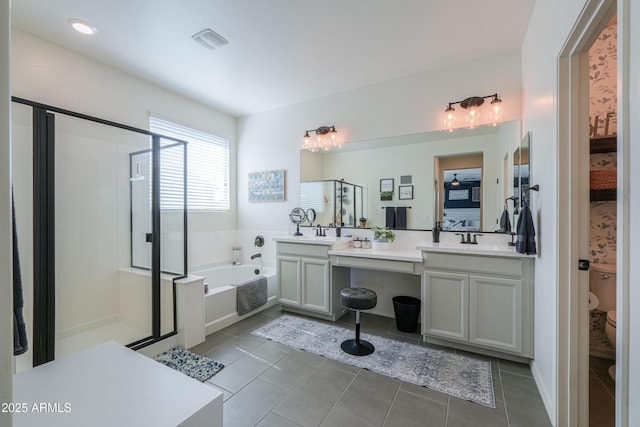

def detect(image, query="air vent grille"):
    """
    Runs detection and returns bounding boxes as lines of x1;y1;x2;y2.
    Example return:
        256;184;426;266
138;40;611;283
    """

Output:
191;28;229;50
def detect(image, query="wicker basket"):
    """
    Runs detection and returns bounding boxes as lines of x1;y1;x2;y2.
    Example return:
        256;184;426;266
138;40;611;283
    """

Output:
590;169;617;190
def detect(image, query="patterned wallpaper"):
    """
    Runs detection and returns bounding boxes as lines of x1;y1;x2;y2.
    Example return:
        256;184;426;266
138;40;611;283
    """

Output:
589;23;617;137
589;22;617;265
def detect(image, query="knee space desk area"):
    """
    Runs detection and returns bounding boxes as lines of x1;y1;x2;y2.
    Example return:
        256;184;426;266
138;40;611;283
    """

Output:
275;236;535;362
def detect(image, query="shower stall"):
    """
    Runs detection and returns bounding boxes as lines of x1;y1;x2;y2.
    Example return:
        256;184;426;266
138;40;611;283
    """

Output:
11;98;187;372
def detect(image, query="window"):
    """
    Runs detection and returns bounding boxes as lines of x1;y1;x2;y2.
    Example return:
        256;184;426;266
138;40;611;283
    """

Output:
150;116;230;210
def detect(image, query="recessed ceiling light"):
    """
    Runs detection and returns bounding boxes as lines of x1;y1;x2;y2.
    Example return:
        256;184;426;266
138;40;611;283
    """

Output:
67;18;97;36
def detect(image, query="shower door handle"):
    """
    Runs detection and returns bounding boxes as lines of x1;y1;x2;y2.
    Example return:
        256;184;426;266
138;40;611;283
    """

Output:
146;233;153;243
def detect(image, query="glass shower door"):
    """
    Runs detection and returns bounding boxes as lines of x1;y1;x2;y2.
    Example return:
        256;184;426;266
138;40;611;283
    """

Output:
53;114;153;359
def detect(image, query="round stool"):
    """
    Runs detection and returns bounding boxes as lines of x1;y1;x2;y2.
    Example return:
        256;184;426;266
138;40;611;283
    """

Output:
340;287;377;356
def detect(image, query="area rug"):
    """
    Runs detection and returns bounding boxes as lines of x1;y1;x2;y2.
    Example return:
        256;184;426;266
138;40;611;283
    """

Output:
251;315;495;408
154;347;224;382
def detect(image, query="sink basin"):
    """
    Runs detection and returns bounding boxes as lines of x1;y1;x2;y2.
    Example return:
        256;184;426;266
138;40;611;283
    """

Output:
416;241;526;257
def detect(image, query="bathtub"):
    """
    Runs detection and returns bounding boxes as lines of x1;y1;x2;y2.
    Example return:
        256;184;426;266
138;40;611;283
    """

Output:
193;264;278;335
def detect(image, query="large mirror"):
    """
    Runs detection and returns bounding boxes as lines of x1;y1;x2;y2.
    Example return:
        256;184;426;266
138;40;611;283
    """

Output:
299;120;523;232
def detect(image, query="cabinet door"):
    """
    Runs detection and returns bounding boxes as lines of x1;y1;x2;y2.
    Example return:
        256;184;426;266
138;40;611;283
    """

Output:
423;270;469;342
301;258;330;313
469;275;522;353
278;256;301;306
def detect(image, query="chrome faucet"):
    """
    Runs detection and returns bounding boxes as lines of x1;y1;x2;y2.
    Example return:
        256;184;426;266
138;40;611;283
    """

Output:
250;253;262;259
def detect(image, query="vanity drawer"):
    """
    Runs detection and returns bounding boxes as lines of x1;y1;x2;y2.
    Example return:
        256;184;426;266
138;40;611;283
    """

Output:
331;255;418;275
423;252;522;277
277;242;329;258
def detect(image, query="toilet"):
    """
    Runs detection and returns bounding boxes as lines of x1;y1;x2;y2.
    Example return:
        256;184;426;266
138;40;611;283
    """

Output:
605;310;617;379
590;262;617;380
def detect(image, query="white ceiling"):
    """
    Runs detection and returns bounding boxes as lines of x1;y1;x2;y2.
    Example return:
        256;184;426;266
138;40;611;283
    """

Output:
11;0;535;118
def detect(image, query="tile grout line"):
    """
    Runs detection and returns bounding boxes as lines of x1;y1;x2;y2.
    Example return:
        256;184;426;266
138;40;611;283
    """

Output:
381;381;402;426
592;367;616;401
316;368;362;426
253;378;296;427
444;395;451;426
497;359;511;426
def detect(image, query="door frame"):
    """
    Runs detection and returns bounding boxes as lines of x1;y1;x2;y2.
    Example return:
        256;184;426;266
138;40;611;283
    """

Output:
556;0;625;426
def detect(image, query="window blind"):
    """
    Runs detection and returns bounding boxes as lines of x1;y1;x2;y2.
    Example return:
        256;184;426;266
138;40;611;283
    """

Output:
150;116;230;211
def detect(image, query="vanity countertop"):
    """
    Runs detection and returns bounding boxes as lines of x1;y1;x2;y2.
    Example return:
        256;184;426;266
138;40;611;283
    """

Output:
274;235;353;248
416;241;536;258
328;247;423;263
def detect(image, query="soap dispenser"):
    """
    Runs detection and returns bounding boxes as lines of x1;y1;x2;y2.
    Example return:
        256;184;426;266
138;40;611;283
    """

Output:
432;222;441;243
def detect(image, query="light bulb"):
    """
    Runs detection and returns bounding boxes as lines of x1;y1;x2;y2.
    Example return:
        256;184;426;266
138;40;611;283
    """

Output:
466;107;479;128
443;104;456;131
489;103;502;124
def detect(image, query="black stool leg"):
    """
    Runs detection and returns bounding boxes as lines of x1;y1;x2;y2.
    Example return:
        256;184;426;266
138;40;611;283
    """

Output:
341;310;375;356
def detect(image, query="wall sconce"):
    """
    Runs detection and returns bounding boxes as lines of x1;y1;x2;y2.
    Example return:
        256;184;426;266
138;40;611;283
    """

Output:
443;93;503;131
302;125;341;152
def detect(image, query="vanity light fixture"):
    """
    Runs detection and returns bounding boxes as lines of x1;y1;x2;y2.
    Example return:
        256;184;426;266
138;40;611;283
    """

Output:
301;125;341;152
443;93;503;131
67;18;97;36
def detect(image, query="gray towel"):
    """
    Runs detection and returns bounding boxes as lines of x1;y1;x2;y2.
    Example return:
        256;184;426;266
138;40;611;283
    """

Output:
232;276;268;316
13;190;28;355
499;208;511;233
396;207;407;229
515;204;537;255
385;207;396;229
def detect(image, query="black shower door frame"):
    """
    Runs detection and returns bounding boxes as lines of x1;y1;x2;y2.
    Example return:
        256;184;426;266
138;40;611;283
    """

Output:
11;97;188;365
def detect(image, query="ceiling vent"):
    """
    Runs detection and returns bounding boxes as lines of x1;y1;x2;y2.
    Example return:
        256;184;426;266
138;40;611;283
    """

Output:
191;28;229;51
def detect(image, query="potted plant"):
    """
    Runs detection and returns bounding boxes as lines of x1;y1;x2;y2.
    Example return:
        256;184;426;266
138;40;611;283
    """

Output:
359;217;367;228
371;226;395;250
380;191;394;201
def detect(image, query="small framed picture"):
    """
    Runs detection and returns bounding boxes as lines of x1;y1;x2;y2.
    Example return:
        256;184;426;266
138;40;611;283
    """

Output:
380;178;394;192
399;185;413;200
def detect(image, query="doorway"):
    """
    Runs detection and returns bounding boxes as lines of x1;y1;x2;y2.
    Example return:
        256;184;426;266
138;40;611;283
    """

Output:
586;14;618;427
434;153;483;231
556;0;623;426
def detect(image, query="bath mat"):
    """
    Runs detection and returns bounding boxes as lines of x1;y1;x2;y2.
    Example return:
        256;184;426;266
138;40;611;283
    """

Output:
251;315;495;408
154;347;224;382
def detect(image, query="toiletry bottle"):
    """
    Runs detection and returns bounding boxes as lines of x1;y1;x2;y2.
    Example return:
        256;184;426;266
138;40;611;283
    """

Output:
432;222;440;243
232;246;242;265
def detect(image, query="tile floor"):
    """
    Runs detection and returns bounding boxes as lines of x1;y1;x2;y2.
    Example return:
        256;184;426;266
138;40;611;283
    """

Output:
589;356;615;427
191;305;552;427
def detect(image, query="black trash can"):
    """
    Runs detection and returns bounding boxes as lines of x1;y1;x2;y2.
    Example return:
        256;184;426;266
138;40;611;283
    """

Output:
392;296;421;333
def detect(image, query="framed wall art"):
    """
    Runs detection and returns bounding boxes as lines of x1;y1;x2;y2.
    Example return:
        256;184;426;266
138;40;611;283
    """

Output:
248;169;285;202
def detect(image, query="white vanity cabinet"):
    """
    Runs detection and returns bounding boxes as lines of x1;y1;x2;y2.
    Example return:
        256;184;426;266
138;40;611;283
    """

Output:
276;241;342;319
422;251;534;359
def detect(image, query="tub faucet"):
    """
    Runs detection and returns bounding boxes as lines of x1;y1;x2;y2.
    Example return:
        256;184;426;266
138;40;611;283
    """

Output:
250;253;262;259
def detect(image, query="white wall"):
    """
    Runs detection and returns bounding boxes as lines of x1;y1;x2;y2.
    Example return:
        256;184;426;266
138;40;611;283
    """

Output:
521;1;584;422
237;49;523;233
10;29;238;272
0;0;13;422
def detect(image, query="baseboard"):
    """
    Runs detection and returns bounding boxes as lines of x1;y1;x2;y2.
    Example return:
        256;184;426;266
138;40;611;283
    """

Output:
56;315;120;339
530;360;556;427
